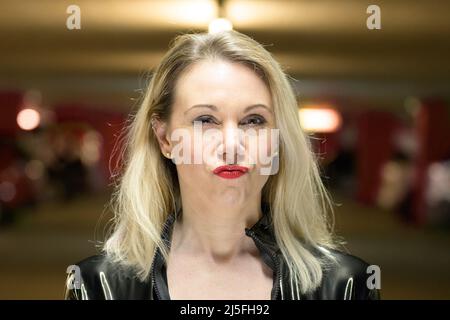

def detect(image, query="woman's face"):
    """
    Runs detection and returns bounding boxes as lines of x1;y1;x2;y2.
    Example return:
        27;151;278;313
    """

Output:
156;59;277;206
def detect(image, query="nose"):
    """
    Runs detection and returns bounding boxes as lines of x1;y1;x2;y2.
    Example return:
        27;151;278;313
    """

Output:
218;122;245;164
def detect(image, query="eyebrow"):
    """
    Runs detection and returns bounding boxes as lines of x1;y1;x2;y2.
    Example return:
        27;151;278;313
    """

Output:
184;104;218;115
184;104;273;115
244;104;273;114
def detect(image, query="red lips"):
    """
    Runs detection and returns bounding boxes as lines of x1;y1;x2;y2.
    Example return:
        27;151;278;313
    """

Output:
213;165;249;179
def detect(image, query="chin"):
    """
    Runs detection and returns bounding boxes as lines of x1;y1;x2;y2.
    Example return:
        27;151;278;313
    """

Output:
215;189;246;204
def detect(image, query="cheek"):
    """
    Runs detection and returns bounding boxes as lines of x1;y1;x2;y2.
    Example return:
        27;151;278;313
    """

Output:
175;163;207;184
170;128;222;167
169;129;200;165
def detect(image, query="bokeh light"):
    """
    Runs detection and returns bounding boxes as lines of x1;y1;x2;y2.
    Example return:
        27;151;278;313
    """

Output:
298;107;342;133
208;18;233;34
16;108;41;131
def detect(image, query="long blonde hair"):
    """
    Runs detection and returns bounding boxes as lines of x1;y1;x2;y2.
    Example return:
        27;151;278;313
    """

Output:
103;30;341;294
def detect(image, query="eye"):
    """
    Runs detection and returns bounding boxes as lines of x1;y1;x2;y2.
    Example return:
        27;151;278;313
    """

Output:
192;115;218;126
240;114;267;127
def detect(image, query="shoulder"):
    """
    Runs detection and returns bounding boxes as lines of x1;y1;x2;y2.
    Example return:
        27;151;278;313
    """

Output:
75;254;128;281
309;246;381;300
64;254;151;300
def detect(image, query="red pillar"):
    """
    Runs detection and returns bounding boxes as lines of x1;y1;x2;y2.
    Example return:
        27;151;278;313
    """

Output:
356;111;400;205
0;91;23;136
412;99;450;225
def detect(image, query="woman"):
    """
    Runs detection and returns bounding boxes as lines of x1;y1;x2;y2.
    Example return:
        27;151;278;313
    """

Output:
64;30;380;300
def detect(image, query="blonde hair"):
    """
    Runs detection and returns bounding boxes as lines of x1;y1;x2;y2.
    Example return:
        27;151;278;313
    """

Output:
103;30;341;294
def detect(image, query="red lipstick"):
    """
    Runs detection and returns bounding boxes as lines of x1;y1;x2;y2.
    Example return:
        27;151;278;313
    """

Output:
213;165;249;179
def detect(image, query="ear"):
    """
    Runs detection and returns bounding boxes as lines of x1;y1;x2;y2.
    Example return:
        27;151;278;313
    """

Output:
151;116;172;158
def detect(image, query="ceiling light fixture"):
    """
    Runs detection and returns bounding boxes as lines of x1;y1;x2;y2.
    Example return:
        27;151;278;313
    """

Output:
209;0;233;33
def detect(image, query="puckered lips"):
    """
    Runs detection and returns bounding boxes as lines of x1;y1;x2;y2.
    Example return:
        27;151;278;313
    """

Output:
213;165;249;179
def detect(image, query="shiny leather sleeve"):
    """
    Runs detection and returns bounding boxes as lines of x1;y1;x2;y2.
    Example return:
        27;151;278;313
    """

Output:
347;256;381;300
321;249;381;300
63;254;154;300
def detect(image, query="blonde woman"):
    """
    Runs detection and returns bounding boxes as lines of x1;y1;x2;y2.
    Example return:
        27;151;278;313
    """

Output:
64;30;380;300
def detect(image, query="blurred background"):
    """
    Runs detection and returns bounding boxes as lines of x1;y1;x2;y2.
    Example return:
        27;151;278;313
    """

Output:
0;0;449;299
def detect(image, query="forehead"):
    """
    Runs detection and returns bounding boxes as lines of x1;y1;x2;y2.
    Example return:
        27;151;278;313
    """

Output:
173;59;272;111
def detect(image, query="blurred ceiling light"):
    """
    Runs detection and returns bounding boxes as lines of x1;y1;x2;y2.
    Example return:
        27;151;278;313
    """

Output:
169;0;216;26
85;1;216;29
17;108;41;131
227;1;260;26
208;17;233;33
298;107;342;133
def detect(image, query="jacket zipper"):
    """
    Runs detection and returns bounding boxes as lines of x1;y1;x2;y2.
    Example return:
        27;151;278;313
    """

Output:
150;249;162;300
245;228;281;300
151;214;176;300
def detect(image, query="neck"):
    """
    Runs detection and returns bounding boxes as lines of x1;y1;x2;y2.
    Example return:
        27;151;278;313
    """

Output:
170;194;263;263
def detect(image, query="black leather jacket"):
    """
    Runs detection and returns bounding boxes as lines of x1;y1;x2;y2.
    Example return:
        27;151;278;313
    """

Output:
64;208;381;300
